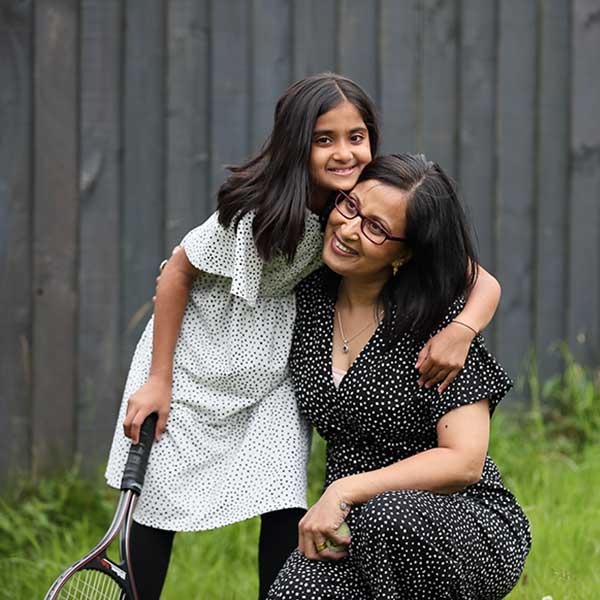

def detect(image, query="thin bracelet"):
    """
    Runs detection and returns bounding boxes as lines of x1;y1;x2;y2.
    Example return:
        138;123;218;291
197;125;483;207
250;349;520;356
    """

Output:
451;319;479;336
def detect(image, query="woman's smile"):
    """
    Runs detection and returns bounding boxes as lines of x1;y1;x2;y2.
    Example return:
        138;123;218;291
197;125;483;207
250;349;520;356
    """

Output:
331;233;359;257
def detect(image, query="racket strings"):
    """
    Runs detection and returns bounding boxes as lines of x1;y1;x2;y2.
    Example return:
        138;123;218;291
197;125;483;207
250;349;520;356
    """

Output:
56;568;126;599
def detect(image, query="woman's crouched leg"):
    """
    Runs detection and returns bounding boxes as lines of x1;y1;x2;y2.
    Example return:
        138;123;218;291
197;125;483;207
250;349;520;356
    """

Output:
266;548;369;600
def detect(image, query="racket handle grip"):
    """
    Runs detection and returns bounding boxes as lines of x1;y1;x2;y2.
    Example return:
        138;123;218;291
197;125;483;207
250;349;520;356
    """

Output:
121;412;158;494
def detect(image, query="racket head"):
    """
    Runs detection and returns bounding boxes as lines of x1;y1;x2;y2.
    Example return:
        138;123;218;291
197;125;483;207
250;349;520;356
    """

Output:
49;559;131;599
44;492;137;600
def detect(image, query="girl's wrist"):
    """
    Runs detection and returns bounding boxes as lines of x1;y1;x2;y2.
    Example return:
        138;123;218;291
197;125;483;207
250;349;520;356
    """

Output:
148;368;173;385
449;319;478;339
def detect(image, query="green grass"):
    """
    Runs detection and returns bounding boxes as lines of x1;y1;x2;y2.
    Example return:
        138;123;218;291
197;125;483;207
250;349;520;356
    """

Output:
2;358;599;599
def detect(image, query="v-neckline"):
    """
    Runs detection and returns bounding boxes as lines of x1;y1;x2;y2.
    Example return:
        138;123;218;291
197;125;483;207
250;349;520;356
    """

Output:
326;300;383;392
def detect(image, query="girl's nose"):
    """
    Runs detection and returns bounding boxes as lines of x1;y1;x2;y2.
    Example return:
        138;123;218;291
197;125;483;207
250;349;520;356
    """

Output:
333;141;353;162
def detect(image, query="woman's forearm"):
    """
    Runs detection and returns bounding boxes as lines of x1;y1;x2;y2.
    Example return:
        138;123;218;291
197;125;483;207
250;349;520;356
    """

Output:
336;446;484;505
457;264;501;333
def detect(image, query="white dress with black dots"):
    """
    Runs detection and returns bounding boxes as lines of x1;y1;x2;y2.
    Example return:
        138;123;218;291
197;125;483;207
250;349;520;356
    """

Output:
268;269;531;600
105;211;323;531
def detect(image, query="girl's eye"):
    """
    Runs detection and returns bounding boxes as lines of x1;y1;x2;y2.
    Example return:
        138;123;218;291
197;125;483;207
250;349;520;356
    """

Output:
350;134;365;143
315;136;332;145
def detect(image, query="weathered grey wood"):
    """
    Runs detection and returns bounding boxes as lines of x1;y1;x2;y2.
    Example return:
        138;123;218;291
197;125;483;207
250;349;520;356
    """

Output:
165;0;211;250
292;0;337;79
0;0;33;484
535;0;570;379
78;0;122;472
458;0;498;351
495;0;538;380
32;0;79;474
567;0;600;365
338;0;379;103
2;0;600;484
210;0;250;194
379;0;421;155
250;0;292;150
421;0;458;175
121;0;165;375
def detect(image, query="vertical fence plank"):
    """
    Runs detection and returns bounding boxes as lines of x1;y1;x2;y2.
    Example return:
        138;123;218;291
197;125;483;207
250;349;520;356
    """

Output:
338;0;379;102
210;0;250;194
292;0;337;79
379;0;420;155
78;0;122;472
250;0;292;151
535;0;570;379
0;0;33;484
121;0;165;375
32;0;79;473
458;0;498;350
421;0;458;175
495;0;538;381
567;0;600;364
165;0;211;250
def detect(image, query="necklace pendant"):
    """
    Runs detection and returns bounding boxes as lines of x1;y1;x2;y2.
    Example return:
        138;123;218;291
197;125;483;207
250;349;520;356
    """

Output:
342;343;349;354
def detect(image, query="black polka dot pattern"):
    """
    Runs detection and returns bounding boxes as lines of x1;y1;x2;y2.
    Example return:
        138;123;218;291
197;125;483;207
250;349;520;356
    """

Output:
105;211;323;531
268;269;531;599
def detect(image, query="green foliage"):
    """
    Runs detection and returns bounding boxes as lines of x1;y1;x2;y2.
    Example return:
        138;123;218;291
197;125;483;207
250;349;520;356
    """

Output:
1;354;599;599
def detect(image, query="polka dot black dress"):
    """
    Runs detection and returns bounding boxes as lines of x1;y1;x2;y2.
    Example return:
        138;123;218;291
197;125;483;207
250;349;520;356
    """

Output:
268;269;531;600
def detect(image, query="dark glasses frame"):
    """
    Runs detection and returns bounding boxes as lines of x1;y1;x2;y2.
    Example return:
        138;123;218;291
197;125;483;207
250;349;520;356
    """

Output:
334;190;407;245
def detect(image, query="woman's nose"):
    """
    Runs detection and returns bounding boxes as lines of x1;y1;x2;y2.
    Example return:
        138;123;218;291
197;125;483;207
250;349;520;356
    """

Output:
341;216;361;238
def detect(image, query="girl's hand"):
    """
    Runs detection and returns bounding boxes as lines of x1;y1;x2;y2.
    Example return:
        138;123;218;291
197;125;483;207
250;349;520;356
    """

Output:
123;375;172;443
298;483;351;562
416;322;476;393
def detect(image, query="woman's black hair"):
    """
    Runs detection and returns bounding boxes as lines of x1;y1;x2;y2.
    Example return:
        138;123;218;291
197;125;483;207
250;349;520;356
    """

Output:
217;73;379;262
329;153;479;345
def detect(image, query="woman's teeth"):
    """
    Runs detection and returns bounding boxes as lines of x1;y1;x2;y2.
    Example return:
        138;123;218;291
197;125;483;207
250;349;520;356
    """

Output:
335;237;357;255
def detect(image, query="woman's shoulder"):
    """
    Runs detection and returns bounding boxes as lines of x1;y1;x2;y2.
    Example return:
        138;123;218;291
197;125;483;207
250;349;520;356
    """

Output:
295;267;335;312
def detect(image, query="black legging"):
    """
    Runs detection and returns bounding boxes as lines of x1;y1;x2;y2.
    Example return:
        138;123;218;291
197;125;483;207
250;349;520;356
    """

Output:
129;507;305;600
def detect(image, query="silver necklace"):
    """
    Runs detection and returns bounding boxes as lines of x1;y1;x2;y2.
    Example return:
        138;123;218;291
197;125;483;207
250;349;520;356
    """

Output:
336;307;383;354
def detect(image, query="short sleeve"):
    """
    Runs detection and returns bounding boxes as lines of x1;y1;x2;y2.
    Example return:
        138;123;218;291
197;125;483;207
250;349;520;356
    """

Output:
424;335;513;424
180;211;263;306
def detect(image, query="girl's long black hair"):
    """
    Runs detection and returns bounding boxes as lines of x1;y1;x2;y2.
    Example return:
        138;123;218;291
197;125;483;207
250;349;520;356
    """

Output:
217;73;379;262
329;153;479;345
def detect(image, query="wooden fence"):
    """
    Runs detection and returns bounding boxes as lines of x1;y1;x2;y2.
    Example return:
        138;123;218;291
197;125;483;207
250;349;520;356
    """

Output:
1;0;599;483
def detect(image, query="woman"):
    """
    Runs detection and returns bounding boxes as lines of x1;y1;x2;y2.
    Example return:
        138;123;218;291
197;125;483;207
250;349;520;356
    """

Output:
109;74;501;599
268;154;531;599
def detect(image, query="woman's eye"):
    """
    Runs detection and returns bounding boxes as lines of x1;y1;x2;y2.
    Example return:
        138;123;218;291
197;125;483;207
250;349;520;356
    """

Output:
367;220;384;235
315;136;332;145
350;134;365;143
346;198;357;211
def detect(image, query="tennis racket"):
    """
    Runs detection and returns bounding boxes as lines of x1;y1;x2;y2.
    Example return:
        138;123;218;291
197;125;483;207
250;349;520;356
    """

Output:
44;413;158;600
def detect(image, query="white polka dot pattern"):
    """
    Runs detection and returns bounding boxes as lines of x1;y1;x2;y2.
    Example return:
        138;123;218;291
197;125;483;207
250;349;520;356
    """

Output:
105;210;323;531
268;269;531;599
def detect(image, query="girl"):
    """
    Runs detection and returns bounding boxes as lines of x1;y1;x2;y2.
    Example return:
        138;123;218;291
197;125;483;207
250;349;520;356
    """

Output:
268;154;530;599
105;74;501;599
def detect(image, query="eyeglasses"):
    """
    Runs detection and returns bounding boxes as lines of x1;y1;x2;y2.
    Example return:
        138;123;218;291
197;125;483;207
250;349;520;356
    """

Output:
334;190;407;245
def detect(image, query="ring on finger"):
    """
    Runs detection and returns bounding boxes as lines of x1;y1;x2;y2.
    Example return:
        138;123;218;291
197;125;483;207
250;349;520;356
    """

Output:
315;541;327;553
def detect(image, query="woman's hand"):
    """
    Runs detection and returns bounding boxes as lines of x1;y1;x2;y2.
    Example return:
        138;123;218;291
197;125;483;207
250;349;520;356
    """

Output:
416;322;476;393
123;375;172;443
298;483;351;561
